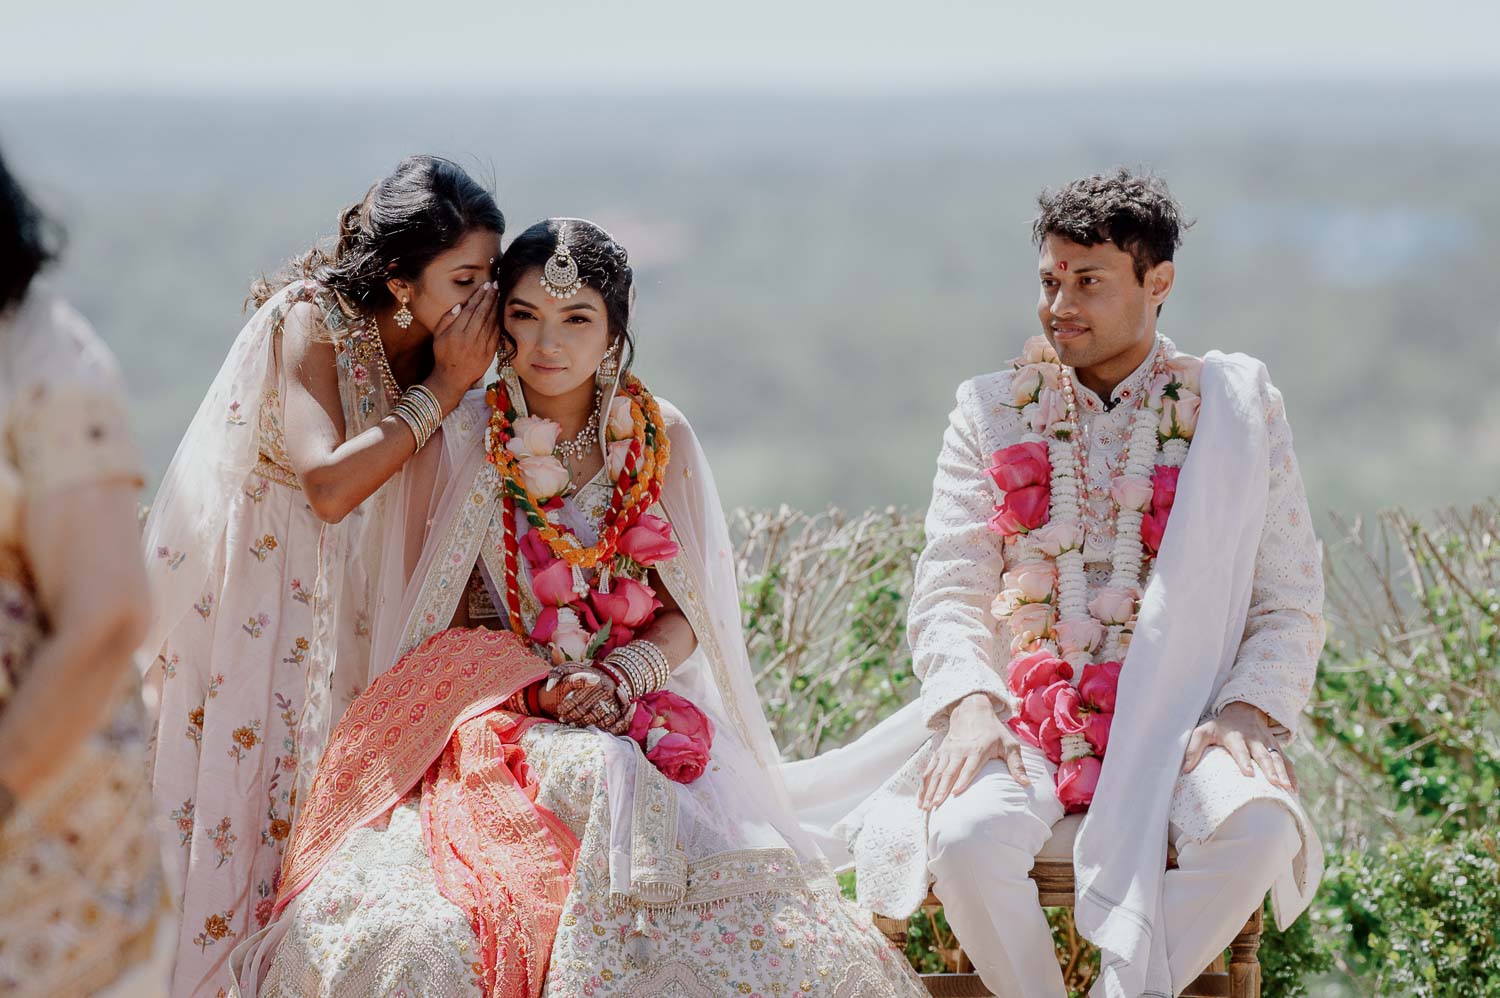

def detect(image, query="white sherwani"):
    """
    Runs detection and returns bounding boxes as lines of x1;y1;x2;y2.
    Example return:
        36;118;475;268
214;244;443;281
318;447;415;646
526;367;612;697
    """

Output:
790;338;1325;998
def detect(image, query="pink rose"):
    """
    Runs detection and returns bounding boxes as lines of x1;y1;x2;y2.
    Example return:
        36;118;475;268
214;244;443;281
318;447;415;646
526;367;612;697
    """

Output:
1004;561;1057;603
1166;354;1204;394
607;439;634;480
1083;711;1112;756
518;455;570;499
1110;474;1154;512
1006;601;1055;641
1029;387;1066;436
607;395;635;441
628;690;714;785
645;731;711;784
532;557;581;607
507;416;561;458
1020;335;1059;366
1006;649;1072;698
590;576;662;630
987;442;1051;492
1038;715;1063;764
519;529;554;569
1050;682;1087;736
618;513;680;566
1140;510;1166;556
1055;756;1102;812
1150;465;1179;515
1055;618;1104;657
1078;661;1122;713
1086;586;1137;626
1031;517;1084;557
1007;715;1042;750
1159;392;1201;440
988;485;1050;536
1011;362;1061;406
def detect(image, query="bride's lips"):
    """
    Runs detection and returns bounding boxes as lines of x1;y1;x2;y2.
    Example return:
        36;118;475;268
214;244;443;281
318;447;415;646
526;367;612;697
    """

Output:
531;363;568;374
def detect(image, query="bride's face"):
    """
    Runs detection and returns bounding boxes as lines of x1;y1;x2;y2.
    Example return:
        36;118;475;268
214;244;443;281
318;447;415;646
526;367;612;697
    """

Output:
504;266;613;398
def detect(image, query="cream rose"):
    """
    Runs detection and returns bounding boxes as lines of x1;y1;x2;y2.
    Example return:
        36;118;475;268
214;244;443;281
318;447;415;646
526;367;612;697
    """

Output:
518;455;570;499
607;395;635;441
507;416;561;459
606;439;633;480
1166;355;1204;394
1055;618;1105;656
1007;602;1055;640
1087;586;1138;626
1011;362;1062;406
1110;474;1155;512
1160;391;1202;439
1005;561;1057;603
1029;387;1066;436
1021;335;1059;365
548;608;592;662
1032;518;1084;557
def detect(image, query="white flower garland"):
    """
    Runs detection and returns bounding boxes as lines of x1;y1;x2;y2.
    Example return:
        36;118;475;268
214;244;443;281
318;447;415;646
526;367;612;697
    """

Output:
996;335;1199;764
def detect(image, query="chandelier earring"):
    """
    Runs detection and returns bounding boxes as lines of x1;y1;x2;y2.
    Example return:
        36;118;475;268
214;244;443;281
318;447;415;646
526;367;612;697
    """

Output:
394;295;414;330
595;340;621;390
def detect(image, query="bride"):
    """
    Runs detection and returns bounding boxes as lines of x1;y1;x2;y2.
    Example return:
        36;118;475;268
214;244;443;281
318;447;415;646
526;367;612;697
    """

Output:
233;218;924;997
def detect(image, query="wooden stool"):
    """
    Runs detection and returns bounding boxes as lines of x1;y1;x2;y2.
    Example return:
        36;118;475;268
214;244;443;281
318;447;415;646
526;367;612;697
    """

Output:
873;814;1264;998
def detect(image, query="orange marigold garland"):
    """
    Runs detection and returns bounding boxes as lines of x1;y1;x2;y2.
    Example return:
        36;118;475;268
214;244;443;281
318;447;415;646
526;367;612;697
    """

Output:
484;375;672;640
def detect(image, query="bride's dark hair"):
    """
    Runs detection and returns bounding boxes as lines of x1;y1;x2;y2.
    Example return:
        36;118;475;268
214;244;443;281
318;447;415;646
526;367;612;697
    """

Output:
0;147;63;313
250;155;504;313
492;218;636;373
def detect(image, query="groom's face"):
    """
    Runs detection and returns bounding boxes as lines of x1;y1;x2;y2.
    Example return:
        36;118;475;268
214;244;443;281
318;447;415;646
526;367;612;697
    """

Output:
1036;234;1169;371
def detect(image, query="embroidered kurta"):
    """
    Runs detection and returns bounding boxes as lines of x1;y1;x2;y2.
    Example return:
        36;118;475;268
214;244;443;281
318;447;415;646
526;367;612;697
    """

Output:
837;337;1326;919
0;288;163;996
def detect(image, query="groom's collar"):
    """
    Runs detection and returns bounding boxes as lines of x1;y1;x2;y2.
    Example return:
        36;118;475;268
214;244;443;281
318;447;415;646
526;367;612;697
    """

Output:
1069;333;1176;414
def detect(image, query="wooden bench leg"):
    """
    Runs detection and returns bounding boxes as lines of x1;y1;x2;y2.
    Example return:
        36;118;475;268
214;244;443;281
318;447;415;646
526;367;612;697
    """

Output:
1227;906;1263;998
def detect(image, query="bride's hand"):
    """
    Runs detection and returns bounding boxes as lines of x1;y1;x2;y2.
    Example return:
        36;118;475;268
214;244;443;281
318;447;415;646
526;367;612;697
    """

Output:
544;665;631;734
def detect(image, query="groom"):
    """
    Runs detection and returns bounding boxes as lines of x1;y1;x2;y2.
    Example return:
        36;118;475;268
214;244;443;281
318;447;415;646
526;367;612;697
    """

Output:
906;170;1324;996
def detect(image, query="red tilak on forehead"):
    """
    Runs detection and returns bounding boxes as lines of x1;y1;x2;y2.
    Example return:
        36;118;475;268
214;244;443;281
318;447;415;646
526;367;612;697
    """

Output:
1057;260;1068;272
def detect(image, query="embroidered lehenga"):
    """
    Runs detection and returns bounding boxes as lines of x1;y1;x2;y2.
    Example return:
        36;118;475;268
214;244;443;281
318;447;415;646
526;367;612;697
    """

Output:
233;372;924;998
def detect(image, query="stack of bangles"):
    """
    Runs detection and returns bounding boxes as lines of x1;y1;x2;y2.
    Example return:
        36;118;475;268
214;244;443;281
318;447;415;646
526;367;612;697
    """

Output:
596;639;672;707
391;384;443;449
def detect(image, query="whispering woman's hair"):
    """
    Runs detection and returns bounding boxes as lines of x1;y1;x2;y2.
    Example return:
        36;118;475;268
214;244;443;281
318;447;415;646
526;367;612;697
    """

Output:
0;146;64;314
492;218;636;372
250;155;504;313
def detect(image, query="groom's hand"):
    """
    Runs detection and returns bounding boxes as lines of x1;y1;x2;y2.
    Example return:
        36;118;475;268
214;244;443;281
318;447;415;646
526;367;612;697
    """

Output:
1181;701;1297;792
919;692;1029;811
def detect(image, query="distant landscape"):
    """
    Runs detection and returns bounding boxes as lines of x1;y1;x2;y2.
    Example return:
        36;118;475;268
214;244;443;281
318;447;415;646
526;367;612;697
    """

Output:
4;82;1497;522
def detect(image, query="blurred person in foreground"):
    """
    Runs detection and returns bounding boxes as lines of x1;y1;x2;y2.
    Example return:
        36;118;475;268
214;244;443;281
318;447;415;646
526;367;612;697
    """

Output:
788;170;1325;997
139;155;504;996
0;146;164;995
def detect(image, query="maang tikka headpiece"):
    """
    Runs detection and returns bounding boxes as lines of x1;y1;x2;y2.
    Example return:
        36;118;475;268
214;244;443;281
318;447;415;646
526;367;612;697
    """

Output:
540;221;584;300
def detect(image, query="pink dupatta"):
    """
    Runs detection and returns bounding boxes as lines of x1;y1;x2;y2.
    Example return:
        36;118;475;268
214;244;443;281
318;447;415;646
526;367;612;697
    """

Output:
273;626;578;998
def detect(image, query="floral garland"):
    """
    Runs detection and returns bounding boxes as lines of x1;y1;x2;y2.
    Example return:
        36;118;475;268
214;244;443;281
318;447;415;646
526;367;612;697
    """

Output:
485;375;679;665
986;335;1203;811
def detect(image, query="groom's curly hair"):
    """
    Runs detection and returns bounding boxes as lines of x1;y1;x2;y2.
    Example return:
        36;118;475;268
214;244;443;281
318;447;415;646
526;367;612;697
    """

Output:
1032;169;1192;283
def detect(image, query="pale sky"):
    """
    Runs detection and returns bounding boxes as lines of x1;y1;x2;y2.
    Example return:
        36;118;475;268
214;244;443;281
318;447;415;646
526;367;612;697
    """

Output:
4;0;1498;93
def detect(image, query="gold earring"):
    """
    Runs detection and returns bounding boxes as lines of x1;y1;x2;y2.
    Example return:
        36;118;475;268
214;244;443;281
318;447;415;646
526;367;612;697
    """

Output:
394;297;413;330
595;341;620;389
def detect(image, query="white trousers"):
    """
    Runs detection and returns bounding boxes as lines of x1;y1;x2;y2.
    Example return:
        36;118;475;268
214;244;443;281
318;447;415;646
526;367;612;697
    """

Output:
927;746;1300;998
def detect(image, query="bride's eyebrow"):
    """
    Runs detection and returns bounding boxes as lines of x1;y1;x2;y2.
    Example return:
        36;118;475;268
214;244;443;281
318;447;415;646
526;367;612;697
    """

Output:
560;302;596;313
508;296;540;308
